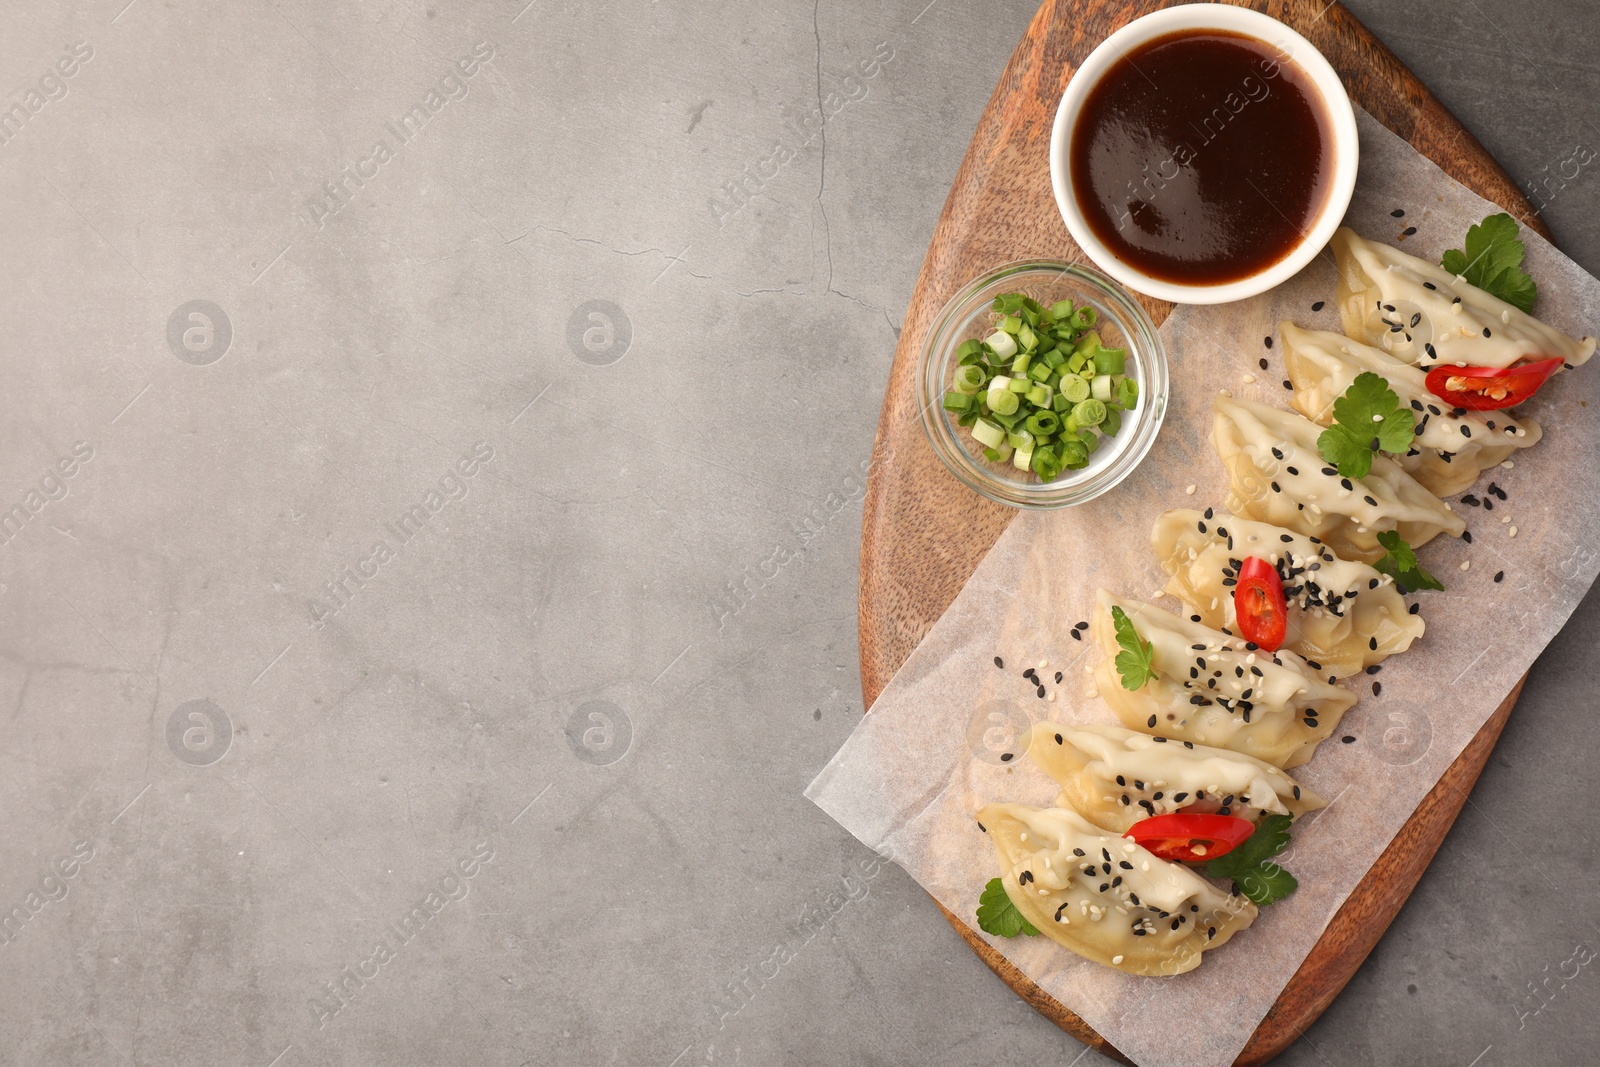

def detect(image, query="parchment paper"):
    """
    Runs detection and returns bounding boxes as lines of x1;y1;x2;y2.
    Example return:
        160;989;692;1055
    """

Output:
805;108;1600;1067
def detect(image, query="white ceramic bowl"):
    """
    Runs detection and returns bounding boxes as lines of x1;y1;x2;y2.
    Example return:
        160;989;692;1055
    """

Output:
1049;4;1358;305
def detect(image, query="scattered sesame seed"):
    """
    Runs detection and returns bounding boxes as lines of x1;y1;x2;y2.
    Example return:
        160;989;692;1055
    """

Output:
1341;735;1356;744
1001;753;1013;762
1265;336;1274;349
1509;526;1518;538
1373;682;1383;697
1402;226;1417;236
1259;357;1269;371
1186;484;1196;495
1282;379;1293;390
1243;373;1256;384
1312;300;1325;312
1494;570;1504;583
1391;208;1405;217
994;656;1004;668
1460;560;1471;571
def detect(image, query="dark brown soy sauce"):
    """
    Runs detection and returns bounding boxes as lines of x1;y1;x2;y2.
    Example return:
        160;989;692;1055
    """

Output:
1069;30;1334;286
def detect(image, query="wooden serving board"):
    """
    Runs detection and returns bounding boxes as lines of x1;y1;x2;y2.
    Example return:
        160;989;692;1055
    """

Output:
857;1;1547;1063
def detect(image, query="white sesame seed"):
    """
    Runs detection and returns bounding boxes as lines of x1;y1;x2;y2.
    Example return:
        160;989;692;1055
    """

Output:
1186;484;1197;495
1501;514;1512;524
1242;373;1256;384
1501;460;1515;469
1037;658;1049;669
1509;526;1519;538
1086;687;1099;699
1460;560;1471;571
1112;954;1124;964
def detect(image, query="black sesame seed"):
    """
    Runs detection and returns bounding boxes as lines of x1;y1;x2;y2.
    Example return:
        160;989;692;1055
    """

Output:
1265;336;1274;349
993;656;1004;668
1116;775;1126;786
1147;714;1158;728
1483;327;1492;338
1312;300;1326;312
1282;379;1293;390
1000;752;1013;762
1373;682;1383;696
1410;312;1421;327
1402;225;1417;236
1119;860;1133;870
1074;621;1089;631
1366;664;1381;675
1286;465;1298;475
1409;603;1420;615
1070;630;1081;641
1494;570;1505;583
1073;848;1086;857
1055;671;1063;683
1055;733;1063;744
1037;686;1046;699
1463;531;1473;544
1342;735;1356;744
1364;495;1378;507
1423;281;1436;290
1292;785;1301;800
1391;208;1405;217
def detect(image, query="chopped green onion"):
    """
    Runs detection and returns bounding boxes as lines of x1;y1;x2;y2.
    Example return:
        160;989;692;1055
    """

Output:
1026;383;1052;408
1116;376;1139;410
1091;375;1114;402
1058;438;1088;468
1073;398;1107;427
1061;376;1090;403
1012;441;1035;471
1070;306;1097;331
1092;346;1127;376
989;389;1019;416
1101;405;1122;437
986;330;1017;360
999;314;1022;335
1050;300;1074;320
1006;428;1034;451
1025;410;1060;436
943;391;972;412
972;418;1006;449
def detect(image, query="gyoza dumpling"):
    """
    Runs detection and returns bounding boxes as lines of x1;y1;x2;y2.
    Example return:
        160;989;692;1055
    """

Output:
1024;722;1325;833
1280;321;1540;497
1152;507;1424;679
1331;227;1595;369
1212;393;1465;564
1091;590;1357;768
976;802;1256;975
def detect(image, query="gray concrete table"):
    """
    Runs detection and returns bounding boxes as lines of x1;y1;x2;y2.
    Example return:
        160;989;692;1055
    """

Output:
0;1;1595;1064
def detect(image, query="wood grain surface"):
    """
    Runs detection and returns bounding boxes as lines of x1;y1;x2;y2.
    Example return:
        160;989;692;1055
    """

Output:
856;1;1549;1063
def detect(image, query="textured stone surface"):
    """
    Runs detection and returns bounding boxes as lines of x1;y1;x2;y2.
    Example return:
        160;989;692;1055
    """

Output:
0;1;1594;1065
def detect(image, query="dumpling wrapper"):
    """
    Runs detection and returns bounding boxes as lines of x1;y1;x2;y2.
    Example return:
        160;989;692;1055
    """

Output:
1091;590;1357;769
1153;507;1424;679
977;802;1256;975
1280;321;1541;497
1331;226;1595;370
1023;722;1325;834
1212;393;1464;564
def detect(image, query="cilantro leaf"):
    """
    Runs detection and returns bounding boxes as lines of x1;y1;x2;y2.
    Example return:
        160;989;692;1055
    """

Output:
1205;813;1299;907
1316;371;1415;479
976;877;1039;937
1110;605;1158;690
1373;529;1444;593
1441;212;1538;313
1231;861;1298;907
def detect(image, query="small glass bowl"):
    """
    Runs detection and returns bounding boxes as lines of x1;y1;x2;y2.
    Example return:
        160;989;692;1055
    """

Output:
918;260;1168;509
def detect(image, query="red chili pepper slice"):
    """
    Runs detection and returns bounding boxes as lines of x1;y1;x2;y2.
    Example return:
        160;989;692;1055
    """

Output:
1423;356;1563;411
1234;556;1287;653
1124;812;1256;863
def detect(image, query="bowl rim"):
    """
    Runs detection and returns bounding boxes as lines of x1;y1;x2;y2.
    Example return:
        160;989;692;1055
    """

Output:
1048;3;1359;306
917;259;1168;510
